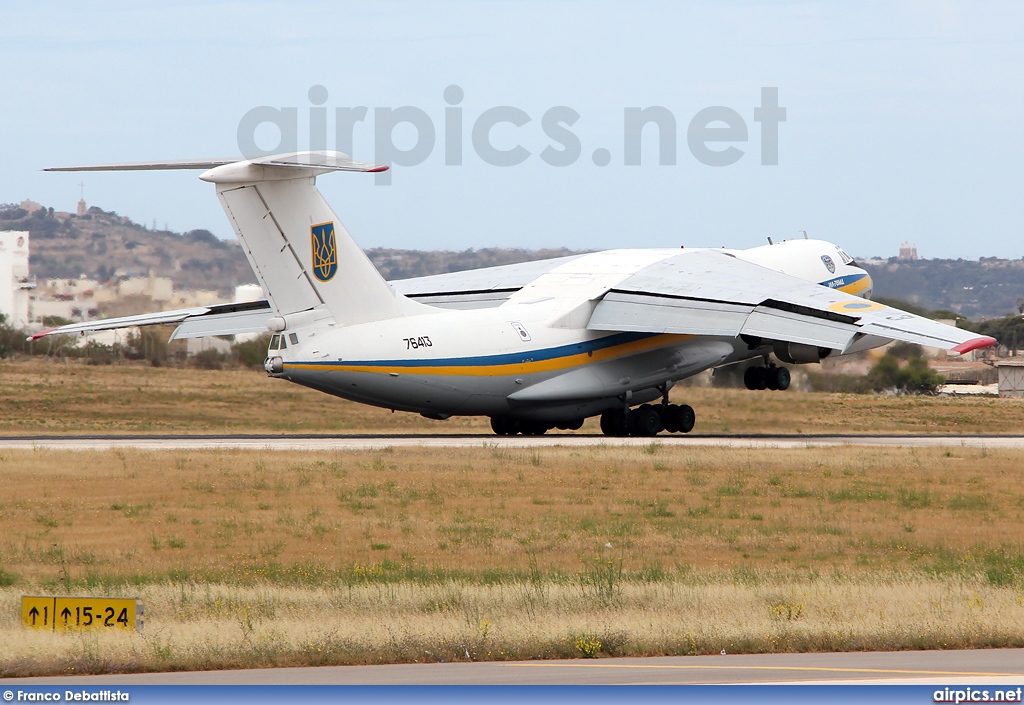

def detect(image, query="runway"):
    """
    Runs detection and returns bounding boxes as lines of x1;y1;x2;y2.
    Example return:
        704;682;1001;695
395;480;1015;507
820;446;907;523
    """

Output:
0;433;1020;451
7;649;1024;685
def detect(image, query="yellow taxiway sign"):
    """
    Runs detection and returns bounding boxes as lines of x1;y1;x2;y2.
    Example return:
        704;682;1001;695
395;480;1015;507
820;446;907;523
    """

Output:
21;595;143;632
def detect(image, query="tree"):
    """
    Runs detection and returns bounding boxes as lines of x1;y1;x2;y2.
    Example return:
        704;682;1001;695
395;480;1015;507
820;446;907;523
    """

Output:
125;327;169;366
898;356;946;394
231;333;272;368
867;353;945;395
887;341;924;360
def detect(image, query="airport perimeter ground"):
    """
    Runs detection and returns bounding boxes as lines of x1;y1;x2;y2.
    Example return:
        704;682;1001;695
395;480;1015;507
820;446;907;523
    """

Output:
1;359;1024;678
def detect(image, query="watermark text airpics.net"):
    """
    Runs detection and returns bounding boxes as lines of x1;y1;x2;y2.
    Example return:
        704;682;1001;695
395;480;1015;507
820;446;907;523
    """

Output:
237;85;786;184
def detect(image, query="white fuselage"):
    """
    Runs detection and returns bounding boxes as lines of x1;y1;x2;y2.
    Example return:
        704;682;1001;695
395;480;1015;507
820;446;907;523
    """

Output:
267;240;872;423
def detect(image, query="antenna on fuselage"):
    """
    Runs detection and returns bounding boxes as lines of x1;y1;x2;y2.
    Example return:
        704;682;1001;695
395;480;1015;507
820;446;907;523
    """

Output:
767;237;773;245
800;230;808;239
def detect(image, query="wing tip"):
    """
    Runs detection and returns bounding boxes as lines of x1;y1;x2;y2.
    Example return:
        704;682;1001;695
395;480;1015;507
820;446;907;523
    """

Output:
952;336;997;355
28;328;57;341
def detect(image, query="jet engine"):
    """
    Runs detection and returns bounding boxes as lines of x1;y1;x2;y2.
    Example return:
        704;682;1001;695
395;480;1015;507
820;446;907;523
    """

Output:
772;341;831;364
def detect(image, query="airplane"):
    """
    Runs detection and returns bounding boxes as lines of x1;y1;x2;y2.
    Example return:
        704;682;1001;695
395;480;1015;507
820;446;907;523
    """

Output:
37;151;995;437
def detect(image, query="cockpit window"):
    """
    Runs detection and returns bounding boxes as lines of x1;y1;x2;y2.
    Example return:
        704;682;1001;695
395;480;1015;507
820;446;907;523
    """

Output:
836;248;856;266
269;334;281;350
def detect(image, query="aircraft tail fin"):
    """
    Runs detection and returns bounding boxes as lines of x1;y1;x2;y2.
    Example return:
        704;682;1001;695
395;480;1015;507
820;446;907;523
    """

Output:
48;152;424;326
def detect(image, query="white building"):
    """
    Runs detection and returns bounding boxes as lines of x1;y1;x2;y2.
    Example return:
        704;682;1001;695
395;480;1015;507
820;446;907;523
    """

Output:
995;360;1024;398
0;231;34;328
119;272;174;302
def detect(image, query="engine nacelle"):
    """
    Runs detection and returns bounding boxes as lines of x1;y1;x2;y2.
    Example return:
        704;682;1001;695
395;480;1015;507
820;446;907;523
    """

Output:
773;341;831;365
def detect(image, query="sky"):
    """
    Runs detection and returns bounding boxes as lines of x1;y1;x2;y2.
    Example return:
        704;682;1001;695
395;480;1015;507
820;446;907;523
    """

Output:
0;0;1022;259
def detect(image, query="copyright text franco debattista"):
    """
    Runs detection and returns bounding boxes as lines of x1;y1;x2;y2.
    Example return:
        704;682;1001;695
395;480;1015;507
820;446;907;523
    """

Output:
3;692;129;702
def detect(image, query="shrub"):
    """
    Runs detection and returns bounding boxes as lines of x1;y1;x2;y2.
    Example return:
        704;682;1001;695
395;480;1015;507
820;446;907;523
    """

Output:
125;328;169;366
232;333;272;369
867;353;945;395
191;348;226;370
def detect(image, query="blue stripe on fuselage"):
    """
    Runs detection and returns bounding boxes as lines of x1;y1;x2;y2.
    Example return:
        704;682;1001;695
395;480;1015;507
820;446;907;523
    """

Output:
300;331;657;368
819;272;866;289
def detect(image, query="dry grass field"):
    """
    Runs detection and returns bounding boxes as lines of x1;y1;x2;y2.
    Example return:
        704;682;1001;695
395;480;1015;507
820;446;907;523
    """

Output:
0;357;1022;435
1;359;1022;675
2;443;1024;675
4;577;1023;676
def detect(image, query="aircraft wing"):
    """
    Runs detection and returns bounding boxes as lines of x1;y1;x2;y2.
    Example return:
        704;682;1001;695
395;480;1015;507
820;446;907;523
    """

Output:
390;255;583;309
587;249;993;355
30;256;580;340
30;300;273;341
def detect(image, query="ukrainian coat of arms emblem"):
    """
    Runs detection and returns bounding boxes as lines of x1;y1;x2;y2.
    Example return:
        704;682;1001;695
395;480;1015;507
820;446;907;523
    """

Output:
821;254;835;274
311;222;338;282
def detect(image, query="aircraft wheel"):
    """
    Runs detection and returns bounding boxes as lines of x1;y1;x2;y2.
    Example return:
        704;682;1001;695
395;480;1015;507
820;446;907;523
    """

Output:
766;367;780;391
520;420;548;436
755;367;769;390
676;404;696;433
629;406;661;437
600;409;628;436
743;366;763;391
662;404;681;433
634;404;663;434
556;418;584;431
490;416;514;435
772;366;791;391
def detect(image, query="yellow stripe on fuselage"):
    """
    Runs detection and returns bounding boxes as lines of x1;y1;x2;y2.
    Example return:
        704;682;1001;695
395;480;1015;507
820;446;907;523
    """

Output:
837;274;873;296
285;333;692;377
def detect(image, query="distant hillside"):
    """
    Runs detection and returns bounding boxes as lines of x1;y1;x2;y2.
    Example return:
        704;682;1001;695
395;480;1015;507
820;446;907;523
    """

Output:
2;202;1020;318
365;246;583;280
0;202;581;296
861;258;1024;320
0;203;254;295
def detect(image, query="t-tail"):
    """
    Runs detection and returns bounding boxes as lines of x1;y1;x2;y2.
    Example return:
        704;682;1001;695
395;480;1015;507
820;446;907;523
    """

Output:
46;151;426;327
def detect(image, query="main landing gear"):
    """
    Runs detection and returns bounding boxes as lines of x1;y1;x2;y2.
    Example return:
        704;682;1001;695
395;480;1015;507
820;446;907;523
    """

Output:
744;363;791;391
490;416;583;436
599;402;695;438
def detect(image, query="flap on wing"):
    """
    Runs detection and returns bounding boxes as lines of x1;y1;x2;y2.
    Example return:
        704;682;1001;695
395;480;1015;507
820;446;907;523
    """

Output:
170;306;274;340
588;290;753;337
741;304;855;349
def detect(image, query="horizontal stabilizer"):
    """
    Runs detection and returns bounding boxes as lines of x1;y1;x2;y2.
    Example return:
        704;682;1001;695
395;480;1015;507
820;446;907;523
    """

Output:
44;151;388;174
250;152;388;172
29;300;272;341
44;159;239;172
